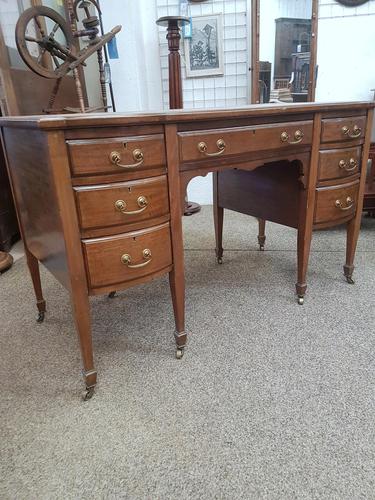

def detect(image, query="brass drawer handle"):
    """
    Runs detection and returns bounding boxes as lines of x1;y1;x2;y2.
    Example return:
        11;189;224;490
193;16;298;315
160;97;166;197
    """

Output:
109;148;144;169
338;158;358;172
335;196;354;211
115;196;148;215
197;139;226;157
280;129;304;145
121;248;152;268
342;125;362;139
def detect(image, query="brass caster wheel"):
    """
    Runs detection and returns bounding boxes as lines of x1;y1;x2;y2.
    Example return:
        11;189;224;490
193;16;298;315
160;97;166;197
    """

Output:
217;257;223;265
346;276;355;285
176;348;184;360
37;311;45;323
259;245;265;251
108;291;116;299
297;296;304;305
83;386;95;401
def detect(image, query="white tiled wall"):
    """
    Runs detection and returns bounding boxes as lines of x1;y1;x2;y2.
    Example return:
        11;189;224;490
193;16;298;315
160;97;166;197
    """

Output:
156;0;250;110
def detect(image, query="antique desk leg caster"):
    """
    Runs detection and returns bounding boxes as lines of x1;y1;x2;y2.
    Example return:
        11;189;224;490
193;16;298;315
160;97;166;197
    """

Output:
82;370;97;401
296;283;307;305
175;331;187;360
216;249;223;265
344;265;355;285
36;299;46;323
108;291;117;298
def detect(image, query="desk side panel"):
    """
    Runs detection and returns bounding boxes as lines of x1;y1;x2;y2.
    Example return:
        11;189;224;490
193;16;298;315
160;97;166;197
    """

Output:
1;127;69;289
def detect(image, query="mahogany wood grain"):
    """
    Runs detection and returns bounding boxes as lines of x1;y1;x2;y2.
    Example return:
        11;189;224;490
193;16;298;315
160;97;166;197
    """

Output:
67;134;166;176
74;175;169;230
321;116;366;143
314;181;359;224
179;121;313;162
318;146;362;182
1;127;69;288
83;222;172;289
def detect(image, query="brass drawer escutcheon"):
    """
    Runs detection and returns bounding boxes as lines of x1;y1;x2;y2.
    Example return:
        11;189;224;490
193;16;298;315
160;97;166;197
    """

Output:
338;158;358;172
335;196;354;211
121;248;152;268
109;148;144;169
341;125;361;139
280;129;304;144
115;196;148;215
197;139;226;157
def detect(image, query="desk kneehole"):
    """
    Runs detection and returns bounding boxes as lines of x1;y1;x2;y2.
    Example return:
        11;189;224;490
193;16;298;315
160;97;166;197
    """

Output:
314;181;359;225
82;222;173;290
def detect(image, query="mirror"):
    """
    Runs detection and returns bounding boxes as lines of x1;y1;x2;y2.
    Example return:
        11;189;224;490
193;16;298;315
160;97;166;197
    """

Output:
253;0;318;104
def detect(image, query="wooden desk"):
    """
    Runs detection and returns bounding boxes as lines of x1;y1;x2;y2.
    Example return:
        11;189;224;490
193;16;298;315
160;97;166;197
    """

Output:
1;102;373;399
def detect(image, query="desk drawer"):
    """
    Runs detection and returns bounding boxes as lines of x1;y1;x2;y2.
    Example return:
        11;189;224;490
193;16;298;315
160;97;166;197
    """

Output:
314;181;359;224
318;147;362;182
178;121;313;162
67;135;166;176
83;223;172;289
321;116;366;144
74;176;169;230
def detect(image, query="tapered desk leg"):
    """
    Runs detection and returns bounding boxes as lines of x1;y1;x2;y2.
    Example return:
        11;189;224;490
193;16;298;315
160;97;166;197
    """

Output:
343;110;374;285
166;124;186;359
296;225;313;305
344;214;361;284
213;172;224;264
26;249;46;323
70;286;97;400
257;218;266;251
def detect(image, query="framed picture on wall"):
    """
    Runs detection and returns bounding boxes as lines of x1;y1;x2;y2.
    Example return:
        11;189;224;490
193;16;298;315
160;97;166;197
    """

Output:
184;14;224;78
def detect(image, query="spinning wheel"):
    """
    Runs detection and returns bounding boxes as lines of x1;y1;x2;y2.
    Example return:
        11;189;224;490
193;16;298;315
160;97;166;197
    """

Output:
16;6;75;80
14;4;121;113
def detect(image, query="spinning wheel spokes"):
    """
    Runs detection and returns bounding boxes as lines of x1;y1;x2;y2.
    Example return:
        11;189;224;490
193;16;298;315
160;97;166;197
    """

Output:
15;6;74;79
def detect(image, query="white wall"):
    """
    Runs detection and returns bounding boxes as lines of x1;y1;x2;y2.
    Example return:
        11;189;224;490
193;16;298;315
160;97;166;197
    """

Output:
101;0;163;112
316;0;375;103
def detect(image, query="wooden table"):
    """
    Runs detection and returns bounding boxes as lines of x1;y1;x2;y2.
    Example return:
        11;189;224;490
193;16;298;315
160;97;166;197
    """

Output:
1;102;373;399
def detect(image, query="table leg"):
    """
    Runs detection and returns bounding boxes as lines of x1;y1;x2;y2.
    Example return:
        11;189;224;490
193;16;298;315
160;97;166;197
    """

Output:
257;218;266;251
69;284;97;400
344;216;360;284
25;248;46;323
213;172;224;264
296;222;313;305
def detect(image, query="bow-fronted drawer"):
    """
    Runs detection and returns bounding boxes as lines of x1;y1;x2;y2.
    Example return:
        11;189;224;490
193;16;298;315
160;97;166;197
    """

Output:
67;135;166;176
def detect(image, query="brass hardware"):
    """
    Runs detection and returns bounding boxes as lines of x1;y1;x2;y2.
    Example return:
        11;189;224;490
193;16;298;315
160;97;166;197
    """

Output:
197;138;226;157
342;125;362;138
338;158;358;172
335;196;354;211
109;148;144;169
115;196;148;215
280;129;304;144
121;248;152;268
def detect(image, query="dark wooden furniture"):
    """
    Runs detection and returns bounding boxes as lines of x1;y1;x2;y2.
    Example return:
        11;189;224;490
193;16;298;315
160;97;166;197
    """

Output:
1;101;373;399
364;143;375;215
0;134;18;251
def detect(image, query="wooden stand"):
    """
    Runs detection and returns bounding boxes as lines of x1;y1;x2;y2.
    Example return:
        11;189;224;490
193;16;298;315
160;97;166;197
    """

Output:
156;15;201;216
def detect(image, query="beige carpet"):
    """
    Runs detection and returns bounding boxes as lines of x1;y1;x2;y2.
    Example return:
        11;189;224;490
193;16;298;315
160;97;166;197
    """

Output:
1;207;375;499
